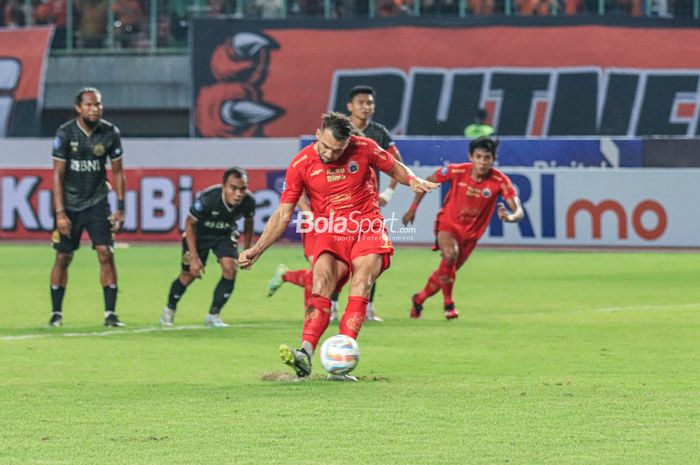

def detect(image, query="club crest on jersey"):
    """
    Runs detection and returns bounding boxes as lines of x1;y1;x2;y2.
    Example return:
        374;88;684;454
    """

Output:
93;144;105;157
482;188;492;198
347;161;359;174
70;141;79;153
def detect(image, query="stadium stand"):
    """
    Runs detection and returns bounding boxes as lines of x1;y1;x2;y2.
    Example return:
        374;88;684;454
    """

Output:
2;0;697;52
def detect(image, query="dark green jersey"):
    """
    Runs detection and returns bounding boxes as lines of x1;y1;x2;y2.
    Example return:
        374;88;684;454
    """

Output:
359;121;396;179
359;121;395;151
190;185;256;240
52;119;123;212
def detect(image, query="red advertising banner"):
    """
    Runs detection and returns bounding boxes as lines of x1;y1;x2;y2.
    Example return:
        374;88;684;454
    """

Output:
0;168;296;242
0;27;53;136
192;19;700;137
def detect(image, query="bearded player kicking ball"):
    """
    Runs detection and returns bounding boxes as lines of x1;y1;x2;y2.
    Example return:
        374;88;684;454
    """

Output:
403;136;524;320
239;112;438;378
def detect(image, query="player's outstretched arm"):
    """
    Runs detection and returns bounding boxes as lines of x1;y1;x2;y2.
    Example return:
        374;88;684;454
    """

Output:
386;160;439;194
239;202;295;270
498;197;525;223
402;173;438;226
379;146;404;206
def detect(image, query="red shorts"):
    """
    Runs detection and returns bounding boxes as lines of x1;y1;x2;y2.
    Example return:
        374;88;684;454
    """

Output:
312;229;394;293
434;217;478;263
301;230;316;259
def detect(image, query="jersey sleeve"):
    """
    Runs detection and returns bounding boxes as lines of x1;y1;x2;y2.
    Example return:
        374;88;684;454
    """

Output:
243;194;256;218
108;127;124;161
189;193;211;221
498;173;517;200
51;127;69;161
376;125;395;151
280;163;304;205
367;139;396;175
432;165;454;183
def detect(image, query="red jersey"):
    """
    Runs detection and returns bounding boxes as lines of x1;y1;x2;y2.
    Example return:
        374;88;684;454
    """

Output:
433;163;517;240
280;136;396;235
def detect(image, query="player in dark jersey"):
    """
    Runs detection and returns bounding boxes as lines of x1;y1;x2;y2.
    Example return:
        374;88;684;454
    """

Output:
49;87;126;328
344;85;406;322
160;167;255;328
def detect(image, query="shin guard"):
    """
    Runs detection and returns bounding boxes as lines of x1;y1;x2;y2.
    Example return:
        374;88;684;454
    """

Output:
302;294;332;350
339;296;369;340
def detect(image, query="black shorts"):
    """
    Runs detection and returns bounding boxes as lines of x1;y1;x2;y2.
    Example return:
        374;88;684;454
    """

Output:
52;200;113;253
181;235;239;272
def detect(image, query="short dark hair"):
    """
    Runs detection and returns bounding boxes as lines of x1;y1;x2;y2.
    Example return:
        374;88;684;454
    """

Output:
476;108;488;121
321;112;355;140
223;167;247;184
469;136;498;157
348;85;375;102
75;87;101;106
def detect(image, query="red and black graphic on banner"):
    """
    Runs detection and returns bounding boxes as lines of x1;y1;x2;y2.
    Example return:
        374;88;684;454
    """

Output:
192;19;700;138
193;30;285;137
0;27;53;137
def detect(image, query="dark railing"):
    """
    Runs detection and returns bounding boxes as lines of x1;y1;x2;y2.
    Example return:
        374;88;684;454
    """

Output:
4;0;698;52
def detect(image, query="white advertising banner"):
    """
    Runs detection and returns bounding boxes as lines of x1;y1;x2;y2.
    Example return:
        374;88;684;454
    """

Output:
1;138;696;247
381;169;700;247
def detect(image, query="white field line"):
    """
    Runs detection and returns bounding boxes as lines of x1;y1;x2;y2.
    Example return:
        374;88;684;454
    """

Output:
593;303;700;313
497;302;700;318
0;323;266;342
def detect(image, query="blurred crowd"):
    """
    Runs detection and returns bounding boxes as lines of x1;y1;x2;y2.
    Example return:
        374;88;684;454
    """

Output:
0;0;691;49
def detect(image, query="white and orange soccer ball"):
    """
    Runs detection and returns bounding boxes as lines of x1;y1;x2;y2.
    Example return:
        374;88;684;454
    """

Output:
319;335;360;375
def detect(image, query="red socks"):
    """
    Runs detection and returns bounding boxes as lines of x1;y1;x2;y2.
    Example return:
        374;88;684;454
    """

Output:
438;259;457;307
302;294;331;350
416;270;441;304
283;269;311;287
416;259;456;306
283;269;314;308
302;294;368;346
339;296;368;340
303;270;313;308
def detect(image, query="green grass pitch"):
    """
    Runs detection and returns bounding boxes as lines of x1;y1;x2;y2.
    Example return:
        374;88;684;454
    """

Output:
1;243;699;464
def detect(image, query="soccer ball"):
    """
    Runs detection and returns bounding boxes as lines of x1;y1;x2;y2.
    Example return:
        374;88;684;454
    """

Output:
319;335;360;375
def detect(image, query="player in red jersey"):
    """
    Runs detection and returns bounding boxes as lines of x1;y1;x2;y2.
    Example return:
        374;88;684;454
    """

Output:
267;85;405;323
402;137;524;320
239;112;438;378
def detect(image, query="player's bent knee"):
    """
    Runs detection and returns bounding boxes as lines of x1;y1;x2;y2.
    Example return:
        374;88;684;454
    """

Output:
220;258;238;279
179;272;197;285
312;272;335;295
222;268;237;280
96;246;114;264
349;277;373;297
442;250;459;263
56;252;73;268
